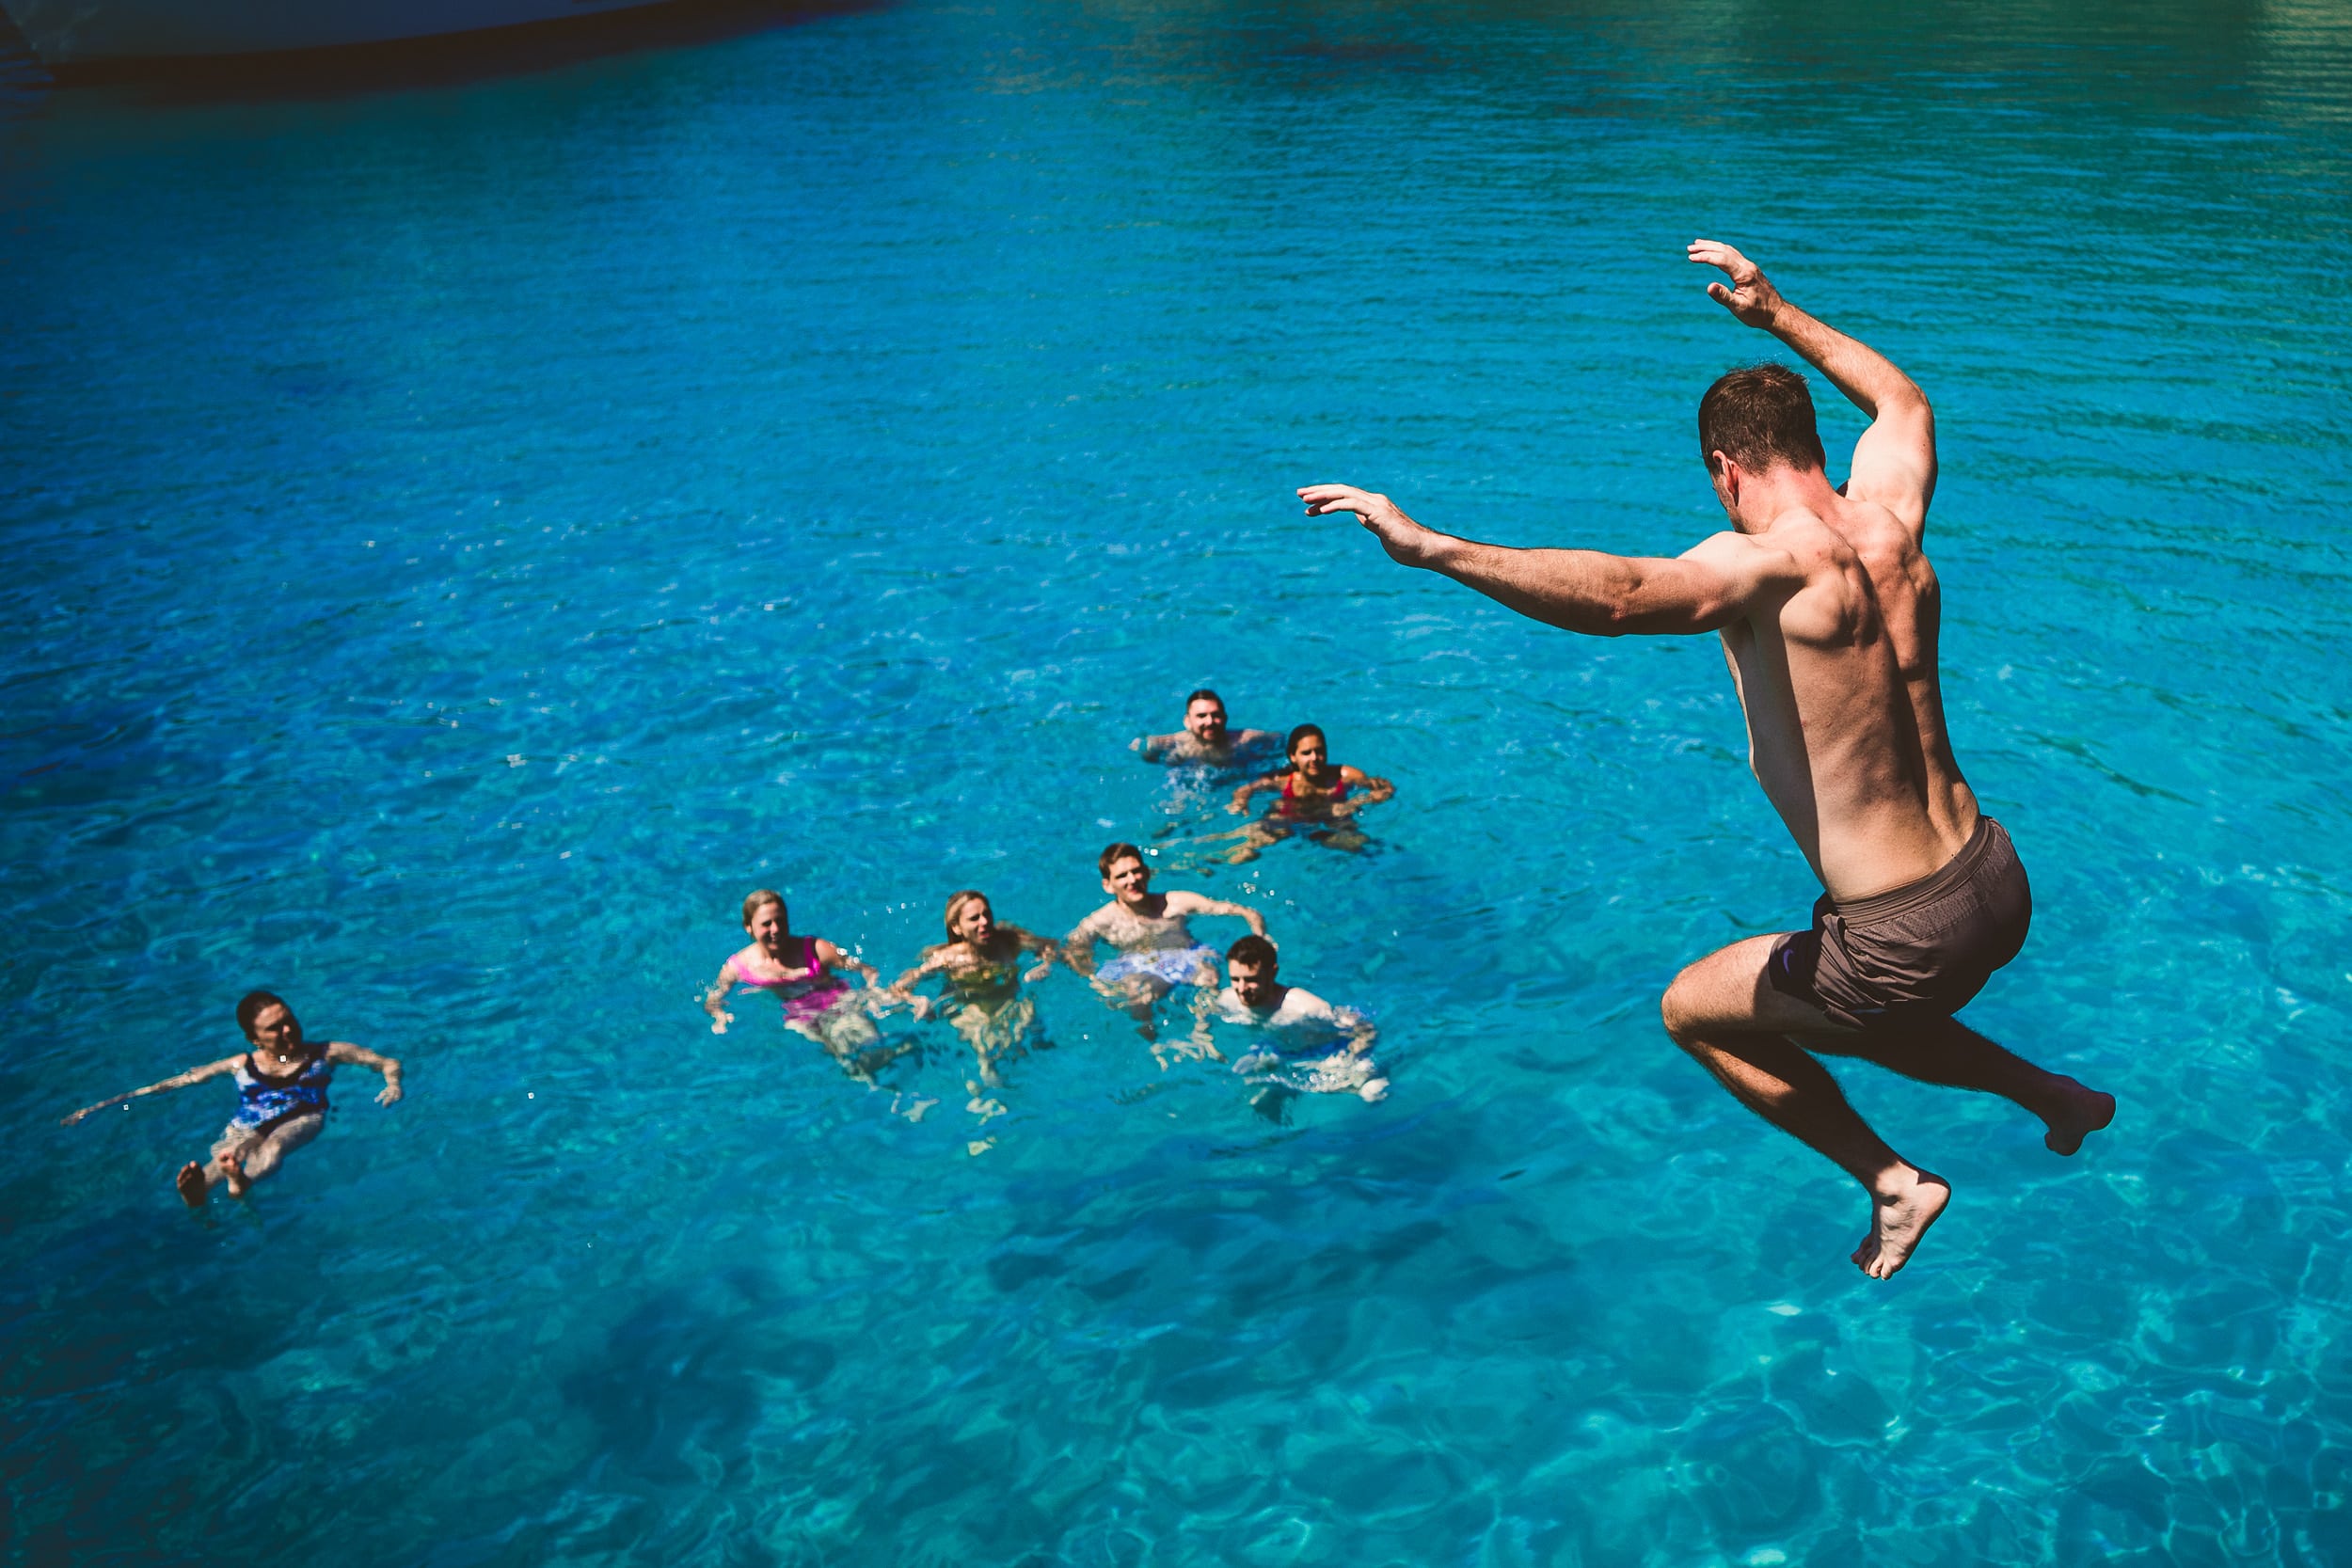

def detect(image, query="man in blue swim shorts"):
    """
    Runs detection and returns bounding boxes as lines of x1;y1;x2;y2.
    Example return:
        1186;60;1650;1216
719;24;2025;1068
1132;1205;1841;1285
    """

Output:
1061;842;1270;1041
1305;240;2115;1279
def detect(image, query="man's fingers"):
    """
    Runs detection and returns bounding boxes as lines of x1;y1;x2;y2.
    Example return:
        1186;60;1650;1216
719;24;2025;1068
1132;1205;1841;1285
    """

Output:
1708;281;1733;305
1688;238;1753;280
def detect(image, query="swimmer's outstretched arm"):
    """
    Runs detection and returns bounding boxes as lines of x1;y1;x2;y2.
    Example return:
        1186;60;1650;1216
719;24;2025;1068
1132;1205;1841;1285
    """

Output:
325;1041;405;1106
1228;774;1281;815
886;951;947;997
1335;766;1394;814
1168;890;1268;940
1006;925;1064;982
59;1055;242;1126
1301;486;1804;639
1689;238;1936;532
1057;911;1105;978
704;963;739;1033
811;938;881;988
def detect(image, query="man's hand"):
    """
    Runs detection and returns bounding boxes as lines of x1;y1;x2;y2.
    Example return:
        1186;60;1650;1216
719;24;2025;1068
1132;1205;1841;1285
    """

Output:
1688;239;1785;329
376;1078;404;1107
1298;485;1444;568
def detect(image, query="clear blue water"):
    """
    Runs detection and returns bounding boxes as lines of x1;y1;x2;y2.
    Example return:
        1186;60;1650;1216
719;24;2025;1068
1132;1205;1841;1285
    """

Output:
5;0;2350;1561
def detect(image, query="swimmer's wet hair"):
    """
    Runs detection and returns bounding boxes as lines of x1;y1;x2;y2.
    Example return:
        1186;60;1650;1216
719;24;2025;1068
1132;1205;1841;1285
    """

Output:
1698;362;1827;476
235;990;291;1037
1185;689;1222;709
741;889;787;927
1227;935;1279;971
943;889;991;941
1099;842;1147;879
1285;723;1325;758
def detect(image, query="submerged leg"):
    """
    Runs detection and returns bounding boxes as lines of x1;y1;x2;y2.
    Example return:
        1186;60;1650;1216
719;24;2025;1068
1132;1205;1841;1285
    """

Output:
234;1115;325;1188
1661;935;1947;1280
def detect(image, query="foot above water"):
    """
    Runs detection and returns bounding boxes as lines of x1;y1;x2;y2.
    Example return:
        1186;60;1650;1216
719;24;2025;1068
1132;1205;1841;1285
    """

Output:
1852;1166;1950;1280
2043;1081;2117;1156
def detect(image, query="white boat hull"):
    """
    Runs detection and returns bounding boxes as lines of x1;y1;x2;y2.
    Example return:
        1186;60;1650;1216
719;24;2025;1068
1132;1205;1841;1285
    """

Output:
0;0;679;68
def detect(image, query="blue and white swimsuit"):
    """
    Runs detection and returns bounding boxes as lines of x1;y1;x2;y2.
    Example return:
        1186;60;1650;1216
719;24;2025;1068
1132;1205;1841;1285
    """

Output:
1096;944;1217;989
230;1050;335;1132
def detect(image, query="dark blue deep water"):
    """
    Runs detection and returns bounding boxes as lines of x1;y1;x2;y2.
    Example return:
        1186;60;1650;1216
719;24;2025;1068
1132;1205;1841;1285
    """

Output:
5;1;2350;1562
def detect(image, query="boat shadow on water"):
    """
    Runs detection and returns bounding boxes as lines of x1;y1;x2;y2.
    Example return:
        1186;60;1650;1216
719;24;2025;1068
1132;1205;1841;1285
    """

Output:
0;0;891;105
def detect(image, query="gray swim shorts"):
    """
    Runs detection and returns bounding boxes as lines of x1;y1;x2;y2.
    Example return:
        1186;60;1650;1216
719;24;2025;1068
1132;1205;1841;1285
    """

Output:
1767;816;2031;1031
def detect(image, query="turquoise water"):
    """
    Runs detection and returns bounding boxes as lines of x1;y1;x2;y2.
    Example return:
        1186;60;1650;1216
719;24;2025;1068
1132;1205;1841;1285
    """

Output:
5;0;2350;1560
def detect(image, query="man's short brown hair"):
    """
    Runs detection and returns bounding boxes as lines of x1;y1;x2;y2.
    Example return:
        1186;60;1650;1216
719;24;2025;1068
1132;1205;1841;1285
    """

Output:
1227;935;1278;971
1697;362;1826;475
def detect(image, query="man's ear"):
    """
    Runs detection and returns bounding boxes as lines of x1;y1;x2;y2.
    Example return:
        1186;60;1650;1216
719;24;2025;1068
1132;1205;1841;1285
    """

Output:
1709;451;1741;510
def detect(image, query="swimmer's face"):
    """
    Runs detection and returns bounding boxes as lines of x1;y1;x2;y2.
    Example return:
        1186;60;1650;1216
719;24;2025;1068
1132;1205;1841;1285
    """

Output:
1103;856;1151;902
1229;958;1279;1009
953;898;996;945
245;1003;302;1055
1184;699;1228;745
1289;733;1327;773
746;901;788;949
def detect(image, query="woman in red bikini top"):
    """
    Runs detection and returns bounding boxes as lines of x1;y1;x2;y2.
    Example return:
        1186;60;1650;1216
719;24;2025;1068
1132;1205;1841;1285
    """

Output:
1228;723;1396;825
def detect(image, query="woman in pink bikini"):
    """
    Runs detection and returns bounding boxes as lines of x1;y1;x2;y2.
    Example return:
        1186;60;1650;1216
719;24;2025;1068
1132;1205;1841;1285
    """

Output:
1222;723;1394;862
705;890;893;1077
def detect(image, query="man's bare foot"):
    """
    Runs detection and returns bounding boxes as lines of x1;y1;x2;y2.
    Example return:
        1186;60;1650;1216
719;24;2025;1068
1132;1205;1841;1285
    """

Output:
220;1150;251;1199
1851;1166;1950;1280
1359;1077;1390;1103
2042;1082;2116;1156
175;1161;209;1209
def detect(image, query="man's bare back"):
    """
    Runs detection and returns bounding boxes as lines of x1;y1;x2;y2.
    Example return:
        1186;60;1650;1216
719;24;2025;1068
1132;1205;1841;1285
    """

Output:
1301;241;2112;1280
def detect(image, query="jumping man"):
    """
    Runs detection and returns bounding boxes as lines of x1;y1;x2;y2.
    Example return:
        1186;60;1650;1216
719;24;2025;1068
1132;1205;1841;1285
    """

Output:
1300;240;2114;1278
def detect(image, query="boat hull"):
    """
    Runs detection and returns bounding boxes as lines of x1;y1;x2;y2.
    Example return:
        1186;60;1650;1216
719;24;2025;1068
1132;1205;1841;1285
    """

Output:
0;0;679;68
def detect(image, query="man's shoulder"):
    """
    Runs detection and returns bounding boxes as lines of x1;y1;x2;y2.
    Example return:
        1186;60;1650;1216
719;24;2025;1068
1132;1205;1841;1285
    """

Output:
1277;987;1338;1019
1683;525;1812;579
1826;498;1927;569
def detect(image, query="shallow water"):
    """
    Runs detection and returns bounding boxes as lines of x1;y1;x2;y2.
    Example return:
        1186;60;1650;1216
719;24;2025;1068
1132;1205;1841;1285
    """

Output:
4;0;2350;1561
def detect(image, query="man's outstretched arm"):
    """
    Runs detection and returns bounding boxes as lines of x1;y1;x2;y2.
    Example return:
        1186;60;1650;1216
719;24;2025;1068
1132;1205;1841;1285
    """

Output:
1689;239;1936;534
1297;486;1798;637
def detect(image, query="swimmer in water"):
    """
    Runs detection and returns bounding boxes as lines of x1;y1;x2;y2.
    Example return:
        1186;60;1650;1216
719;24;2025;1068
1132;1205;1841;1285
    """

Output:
1133;689;1282;770
60;991;403;1209
1060;843;1270;1040
1220;723;1395;862
1191;936;1388;1108
705;890;900;1081
888;890;1060;1088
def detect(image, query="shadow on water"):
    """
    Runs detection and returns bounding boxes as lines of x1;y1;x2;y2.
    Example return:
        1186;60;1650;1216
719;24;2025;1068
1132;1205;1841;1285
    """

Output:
0;0;888;105
559;1269;836;1484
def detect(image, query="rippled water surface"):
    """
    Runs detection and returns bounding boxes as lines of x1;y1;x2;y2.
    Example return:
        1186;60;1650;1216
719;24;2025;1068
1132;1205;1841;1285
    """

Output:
6;1;2351;1562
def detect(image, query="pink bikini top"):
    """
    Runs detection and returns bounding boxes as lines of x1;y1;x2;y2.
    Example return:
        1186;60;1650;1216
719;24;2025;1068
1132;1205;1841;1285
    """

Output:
731;938;849;1021
731;937;828;991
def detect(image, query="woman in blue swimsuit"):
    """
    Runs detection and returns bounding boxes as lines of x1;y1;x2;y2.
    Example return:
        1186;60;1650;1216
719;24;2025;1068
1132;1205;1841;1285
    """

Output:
61;991;404;1208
